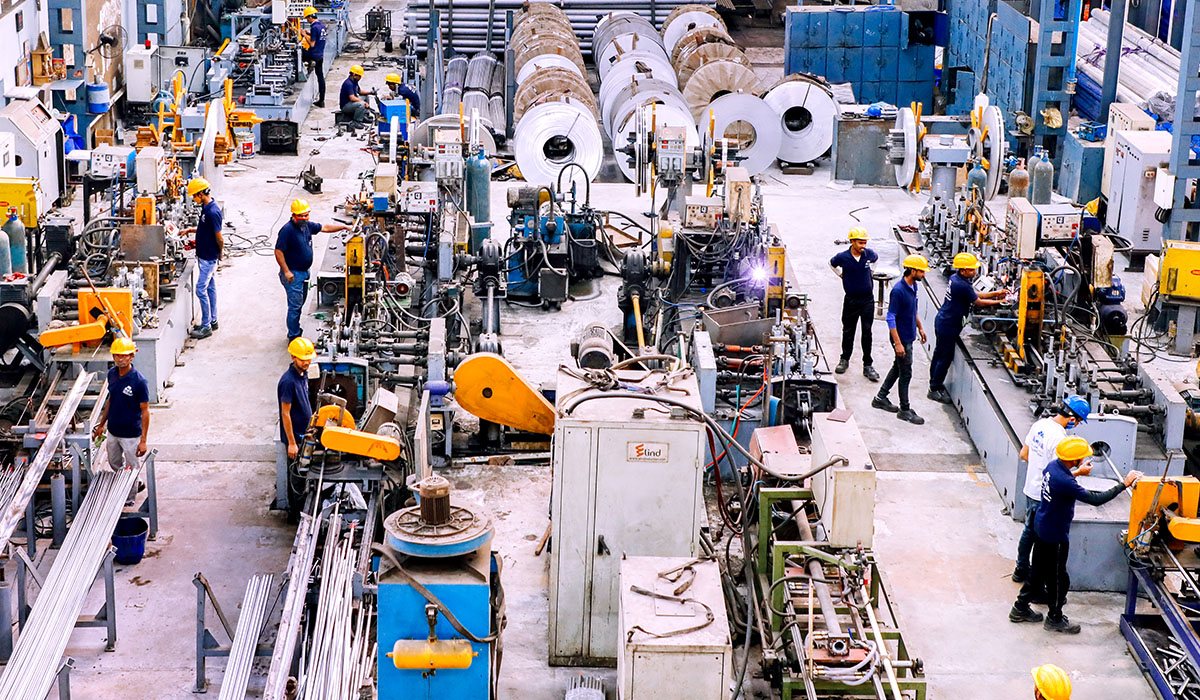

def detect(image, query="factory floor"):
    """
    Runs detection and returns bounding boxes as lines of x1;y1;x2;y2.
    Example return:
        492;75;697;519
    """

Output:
35;38;1156;700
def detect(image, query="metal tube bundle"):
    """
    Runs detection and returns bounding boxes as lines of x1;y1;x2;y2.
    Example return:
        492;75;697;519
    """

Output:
512;2;604;183
0;466;139;700
217;574;275;700
1075;9;1183;117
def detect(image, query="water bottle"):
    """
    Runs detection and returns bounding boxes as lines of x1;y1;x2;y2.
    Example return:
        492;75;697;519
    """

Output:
1031;150;1055;205
3;209;26;273
1008;158;1030;199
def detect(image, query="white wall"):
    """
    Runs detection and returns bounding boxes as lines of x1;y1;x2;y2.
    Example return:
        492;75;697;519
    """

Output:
0;0;50;104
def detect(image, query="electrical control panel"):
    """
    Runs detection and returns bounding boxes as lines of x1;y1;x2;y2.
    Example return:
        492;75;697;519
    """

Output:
1005;197;1038;259
398;182;438;214
90;145;137;179
1034;203;1082;243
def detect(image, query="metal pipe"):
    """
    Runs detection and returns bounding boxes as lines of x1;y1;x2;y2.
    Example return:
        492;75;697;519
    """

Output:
792;501;843;637
1100;0;1127;121
29;253;61;296
218;573;274;700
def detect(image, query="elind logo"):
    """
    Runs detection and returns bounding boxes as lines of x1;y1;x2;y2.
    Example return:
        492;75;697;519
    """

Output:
627;441;668;462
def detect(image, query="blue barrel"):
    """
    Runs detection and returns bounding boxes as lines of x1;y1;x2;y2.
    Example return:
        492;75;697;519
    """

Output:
86;82;111;114
112;518;149;564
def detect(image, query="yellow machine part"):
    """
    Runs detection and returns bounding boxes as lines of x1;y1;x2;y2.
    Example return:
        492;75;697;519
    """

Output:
1127;476;1200;545
314;404;356;429
386;639;475;670
135;195;157;225
0;177;41;228
1016;269;1044;361
78;288;134;341
766;242;786;310
1159;240;1200;300
38;319;109;348
454;353;556;435
321;425;401;461
345;234;364;309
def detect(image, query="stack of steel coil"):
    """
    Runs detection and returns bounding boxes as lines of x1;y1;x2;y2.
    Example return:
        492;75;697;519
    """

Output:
512;2;603;183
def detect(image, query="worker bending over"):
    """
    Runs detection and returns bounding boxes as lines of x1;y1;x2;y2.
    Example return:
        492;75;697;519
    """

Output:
1012;396;1090;583
92;337;150;505
302;7;328;107
829;227;879;381
340;64;375;124
872;254;928;425
183;177;223;340
1009;437;1141;633
275;199;350;342
383;73;420;115
927;252;1007;404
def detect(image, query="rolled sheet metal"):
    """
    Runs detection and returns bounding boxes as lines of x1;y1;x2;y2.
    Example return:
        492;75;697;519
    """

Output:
514;100;604;184
708;92;782;175
763;75;837;164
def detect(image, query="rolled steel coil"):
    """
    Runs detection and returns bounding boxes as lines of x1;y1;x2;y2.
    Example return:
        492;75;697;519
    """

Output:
682;58;760;123
602;77;684;134
675;41;750;89
669;25;734;67
762;75;836;164
514;67;598;122
514;100;604;183
516;53;584;85
661;5;726;56
708;92;781;175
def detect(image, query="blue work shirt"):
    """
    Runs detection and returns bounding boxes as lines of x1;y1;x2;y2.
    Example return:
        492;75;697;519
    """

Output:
389;83;421;114
107;366;149;439
277;365;312;444
1033;458;1126;543
829;248;878;297
935;272;979;330
885;278;919;344
275;219;321;272
340;76;362;109
195;200;223;262
304;20;326;62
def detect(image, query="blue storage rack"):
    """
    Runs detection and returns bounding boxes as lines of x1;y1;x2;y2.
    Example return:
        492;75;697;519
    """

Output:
784;6;935;110
1165;1;1200;241
47;0;92;131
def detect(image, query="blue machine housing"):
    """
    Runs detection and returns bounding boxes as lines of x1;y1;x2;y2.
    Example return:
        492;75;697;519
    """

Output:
506;214;566;298
378;100;412;136
376;546;496;699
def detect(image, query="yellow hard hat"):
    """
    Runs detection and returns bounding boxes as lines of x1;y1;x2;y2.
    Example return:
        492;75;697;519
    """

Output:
111;337;137;355
902;254;929;272
302;6;317;17
349;65;365;77
288;337;317;360
1031;665;1071;700
290;198;311;215
952;252;980;270
385;73;402;84
186;177;210;198
848;227;868;241
1055;436;1093;462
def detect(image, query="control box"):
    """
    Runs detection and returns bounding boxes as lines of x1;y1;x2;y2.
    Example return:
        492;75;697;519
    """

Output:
90;145;136;178
655;126;686;180
124;44;157;103
1102;103;1156;198
1034;203;1082;244
1005;197;1038;259
135;146;168;194
684;196;722;229
398;181;437;214
433;129;464;182
1109;130;1172;254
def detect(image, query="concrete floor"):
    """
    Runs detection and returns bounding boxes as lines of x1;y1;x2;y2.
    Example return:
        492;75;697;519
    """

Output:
21;29;1157;700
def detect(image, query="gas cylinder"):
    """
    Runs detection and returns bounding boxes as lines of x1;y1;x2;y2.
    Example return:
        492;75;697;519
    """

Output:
967;161;987;198
465;151;491;227
1031;150;1055;204
1;209;21;273
1008;158;1030;199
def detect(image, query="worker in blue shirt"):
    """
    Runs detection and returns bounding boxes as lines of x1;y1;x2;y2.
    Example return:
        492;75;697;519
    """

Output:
277;337;316;517
384;73;421;116
1009;437;1141;634
92;337;151;505
829;227;879;381
275;199;350;342
183;177;223;339
872;254;928;425
927;252;1007;404
340;64;375;124
302;7;328;107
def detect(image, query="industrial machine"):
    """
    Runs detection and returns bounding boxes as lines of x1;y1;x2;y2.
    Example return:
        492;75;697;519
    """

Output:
504;174;603;308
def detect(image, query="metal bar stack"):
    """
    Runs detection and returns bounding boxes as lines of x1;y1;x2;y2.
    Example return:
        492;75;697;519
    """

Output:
1076;8;1184;118
297;510;375;700
0;467;139;700
406;0;716;54
263;513;320;700
216;573;275;700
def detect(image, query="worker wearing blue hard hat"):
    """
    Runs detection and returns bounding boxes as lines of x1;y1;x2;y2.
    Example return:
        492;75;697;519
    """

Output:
1011;395;1090;585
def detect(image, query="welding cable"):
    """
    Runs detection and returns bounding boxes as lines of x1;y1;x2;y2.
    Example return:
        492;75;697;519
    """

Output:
705;277;752;308
372;544;499;643
707;428;741;530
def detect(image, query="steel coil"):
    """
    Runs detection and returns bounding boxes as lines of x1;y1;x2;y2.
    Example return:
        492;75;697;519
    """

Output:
682;58;760;123
516;53;584;85
514;66;598;122
602;78;684;133
611;100;698;182
708;92;782;175
514;100;604;183
597;52;677;114
413;114;499;155
661;6;726;56
763;75;836;164
675;42;750;89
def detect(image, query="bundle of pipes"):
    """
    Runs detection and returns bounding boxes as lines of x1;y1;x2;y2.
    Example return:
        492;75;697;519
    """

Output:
217;574;275;700
661;6;785;175
596;11;698;182
437;52;507;140
0;467;139;699
512;2;604;183
405;0;716;54
439;54;468;116
1075;9;1183;119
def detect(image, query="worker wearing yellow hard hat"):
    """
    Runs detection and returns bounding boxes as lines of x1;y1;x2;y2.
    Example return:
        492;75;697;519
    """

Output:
275;200;350;342
1010;435;1142;634
278;337;316;515
927;251;1008;404
340;65;375;125
301;7;328;106
829;227;879;381
92;334;151;504
182;176;223;340
872;254;929;425
383;72;421;115
1031;665;1071;700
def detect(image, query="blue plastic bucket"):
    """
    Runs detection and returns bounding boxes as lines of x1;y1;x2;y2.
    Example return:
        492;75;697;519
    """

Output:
112;518;149;564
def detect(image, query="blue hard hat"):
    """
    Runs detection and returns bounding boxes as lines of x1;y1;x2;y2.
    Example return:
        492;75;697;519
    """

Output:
1061;395;1089;423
